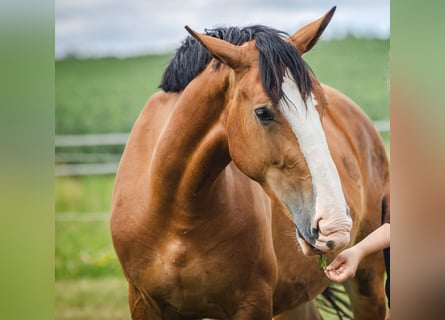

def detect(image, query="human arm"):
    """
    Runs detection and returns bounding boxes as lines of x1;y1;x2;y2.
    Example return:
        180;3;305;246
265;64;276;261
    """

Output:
324;223;390;283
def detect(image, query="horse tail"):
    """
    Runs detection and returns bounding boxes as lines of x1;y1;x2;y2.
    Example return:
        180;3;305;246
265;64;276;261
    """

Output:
316;283;353;319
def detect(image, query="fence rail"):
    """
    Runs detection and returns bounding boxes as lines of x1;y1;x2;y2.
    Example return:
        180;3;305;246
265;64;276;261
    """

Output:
372;120;390;133
55;120;389;176
55;132;129;147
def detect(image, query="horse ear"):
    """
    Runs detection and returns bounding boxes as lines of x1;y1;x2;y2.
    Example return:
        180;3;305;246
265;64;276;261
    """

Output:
185;26;246;70
287;6;336;55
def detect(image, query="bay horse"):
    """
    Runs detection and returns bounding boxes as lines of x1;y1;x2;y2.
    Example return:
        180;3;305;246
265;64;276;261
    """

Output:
111;7;389;319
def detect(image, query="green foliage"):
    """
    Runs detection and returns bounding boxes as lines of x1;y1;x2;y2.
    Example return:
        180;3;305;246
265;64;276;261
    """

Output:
319;253;328;269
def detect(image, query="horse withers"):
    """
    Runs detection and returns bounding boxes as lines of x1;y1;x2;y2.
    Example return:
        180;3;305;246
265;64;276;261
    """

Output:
111;7;389;319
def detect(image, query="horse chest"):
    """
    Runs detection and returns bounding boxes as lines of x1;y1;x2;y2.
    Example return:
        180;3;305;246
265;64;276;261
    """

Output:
160;237;189;269
143;235;241;309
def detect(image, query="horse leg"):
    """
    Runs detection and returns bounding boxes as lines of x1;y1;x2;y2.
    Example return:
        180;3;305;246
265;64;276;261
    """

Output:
343;251;387;320
128;283;162;320
273;300;321;320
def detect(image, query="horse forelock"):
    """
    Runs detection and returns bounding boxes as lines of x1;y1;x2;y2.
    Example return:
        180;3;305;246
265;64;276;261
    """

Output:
254;30;313;106
159;25;314;103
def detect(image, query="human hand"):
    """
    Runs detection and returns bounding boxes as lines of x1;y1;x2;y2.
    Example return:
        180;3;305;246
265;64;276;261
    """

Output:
323;247;363;283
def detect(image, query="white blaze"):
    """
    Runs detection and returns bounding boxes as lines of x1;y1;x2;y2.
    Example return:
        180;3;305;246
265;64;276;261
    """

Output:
278;71;347;229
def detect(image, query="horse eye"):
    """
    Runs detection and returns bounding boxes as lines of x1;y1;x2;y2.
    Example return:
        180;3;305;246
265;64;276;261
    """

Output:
254;107;275;123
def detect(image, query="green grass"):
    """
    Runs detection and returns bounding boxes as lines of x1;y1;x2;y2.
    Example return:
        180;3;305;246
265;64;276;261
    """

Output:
56;54;172;135
305;37;389;120
56;175;115;213
55;219;121;279
55;278;129;320
55;38;389;136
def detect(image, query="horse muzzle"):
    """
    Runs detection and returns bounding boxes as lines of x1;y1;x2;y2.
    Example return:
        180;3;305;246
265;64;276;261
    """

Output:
297;229;351;256
296;211;352;256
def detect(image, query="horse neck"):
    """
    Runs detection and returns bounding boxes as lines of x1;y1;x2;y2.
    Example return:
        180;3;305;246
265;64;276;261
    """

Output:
148;66;232;213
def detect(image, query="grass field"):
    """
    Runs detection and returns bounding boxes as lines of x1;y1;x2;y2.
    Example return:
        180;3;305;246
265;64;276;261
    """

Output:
56;37;389;135
56;37;389;319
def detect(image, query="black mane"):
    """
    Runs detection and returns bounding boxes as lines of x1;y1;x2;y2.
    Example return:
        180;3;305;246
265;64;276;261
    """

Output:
159;25;313;105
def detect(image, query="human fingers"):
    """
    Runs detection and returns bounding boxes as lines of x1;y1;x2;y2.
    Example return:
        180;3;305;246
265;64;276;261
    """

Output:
325;254;347;271
324;266;353;283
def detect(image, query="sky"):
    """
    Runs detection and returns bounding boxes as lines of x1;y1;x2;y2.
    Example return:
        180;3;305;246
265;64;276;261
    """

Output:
55;0;389;59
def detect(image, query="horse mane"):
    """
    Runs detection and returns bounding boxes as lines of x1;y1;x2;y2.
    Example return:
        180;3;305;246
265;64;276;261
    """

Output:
159;25;313;105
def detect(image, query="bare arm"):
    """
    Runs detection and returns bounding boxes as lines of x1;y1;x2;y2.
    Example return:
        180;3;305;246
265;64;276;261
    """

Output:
353;222;390;258
324;223;390;282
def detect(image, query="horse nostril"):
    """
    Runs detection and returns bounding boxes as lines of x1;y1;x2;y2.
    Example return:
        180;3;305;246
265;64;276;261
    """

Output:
326;240;335;249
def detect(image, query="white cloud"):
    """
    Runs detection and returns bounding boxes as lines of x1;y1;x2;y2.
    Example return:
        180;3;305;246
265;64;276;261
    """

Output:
55;0;389;59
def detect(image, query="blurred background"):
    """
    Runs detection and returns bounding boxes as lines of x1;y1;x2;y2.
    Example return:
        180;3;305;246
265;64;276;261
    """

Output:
55;1;389;319
56;0;389;59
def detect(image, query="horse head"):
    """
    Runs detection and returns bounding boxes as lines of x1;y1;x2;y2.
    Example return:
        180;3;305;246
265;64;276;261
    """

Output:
186;7;352;256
